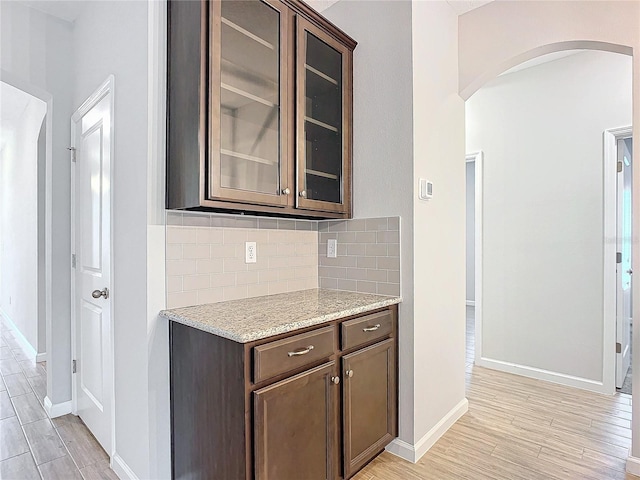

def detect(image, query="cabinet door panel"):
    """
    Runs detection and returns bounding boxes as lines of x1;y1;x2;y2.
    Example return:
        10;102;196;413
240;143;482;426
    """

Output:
254;362;338;480
209;0;291;206
296;17;351;214
342;339;396;478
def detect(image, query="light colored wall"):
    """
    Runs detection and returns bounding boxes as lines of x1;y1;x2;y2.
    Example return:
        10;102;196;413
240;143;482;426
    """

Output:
165;212;319;308
466;50;632;383
466;161;475;302
72;1;150;475
0;85;46;352
0;1;74;405
37;120;46;355
411;0;467;446
321;0;416;445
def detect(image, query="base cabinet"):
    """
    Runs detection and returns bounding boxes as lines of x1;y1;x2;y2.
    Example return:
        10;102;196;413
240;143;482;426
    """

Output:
169;305;398;480
254;362;338;480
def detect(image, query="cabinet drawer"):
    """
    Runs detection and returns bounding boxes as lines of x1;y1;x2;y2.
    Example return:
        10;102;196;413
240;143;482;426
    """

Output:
253;326;335;384
341;311;393;351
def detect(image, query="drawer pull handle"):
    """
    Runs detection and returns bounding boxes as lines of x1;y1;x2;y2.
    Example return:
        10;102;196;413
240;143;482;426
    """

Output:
287;345;314;357
362;324;381;332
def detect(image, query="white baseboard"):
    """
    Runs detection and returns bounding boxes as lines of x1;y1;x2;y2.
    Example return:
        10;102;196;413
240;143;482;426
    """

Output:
386;398;469;463
36;352;47;363
111;453;139;480
466;300;475;307
626;454;640;475
0;308;38;358
476;357;610;394
44;396;72;418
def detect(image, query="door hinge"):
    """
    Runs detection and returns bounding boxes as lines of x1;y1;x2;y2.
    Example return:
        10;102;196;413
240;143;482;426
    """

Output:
617;161;623;173
71;254;76;268
616;342;622;354
68;147;76;163
617;252;622;264
72;359;77;374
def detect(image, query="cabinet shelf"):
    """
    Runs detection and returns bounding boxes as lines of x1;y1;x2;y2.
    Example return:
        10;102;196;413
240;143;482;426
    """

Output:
306;169;338;180
305;64;338;85
305;116;338;133
221;83;277;109
221;149;277;166
221;17;274;50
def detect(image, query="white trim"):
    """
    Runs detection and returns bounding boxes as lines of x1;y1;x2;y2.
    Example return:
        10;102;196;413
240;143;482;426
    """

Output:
476;356;610;394
626;455;640;476
604;126;633;394
0;70;54;410
43;396;72;418
386;398;469;463
111;453;140;480
466;151;483;365
0;307;38;358
465;300;475;307
70;75;117;458
36;352;47;363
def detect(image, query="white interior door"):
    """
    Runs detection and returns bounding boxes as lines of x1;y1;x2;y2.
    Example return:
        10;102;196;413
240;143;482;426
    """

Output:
72;78;113;453
616;136;632;389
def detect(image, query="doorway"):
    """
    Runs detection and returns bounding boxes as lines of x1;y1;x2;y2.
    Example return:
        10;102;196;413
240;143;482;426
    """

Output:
611;130;633;394
70;76;115;455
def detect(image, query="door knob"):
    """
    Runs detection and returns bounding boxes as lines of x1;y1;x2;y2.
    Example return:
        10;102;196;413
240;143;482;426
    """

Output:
281;187;290;195
345;369;354;378
92;288;109;299
331;376;340;385
299;190;307;198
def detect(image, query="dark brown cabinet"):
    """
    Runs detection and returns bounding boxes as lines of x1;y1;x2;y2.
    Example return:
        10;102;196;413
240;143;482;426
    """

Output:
254;362;338;480
169;305;398;480
167;0;356;218
342;339;396;478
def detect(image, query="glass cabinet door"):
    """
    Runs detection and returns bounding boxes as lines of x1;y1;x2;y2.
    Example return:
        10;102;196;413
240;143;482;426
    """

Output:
296;17;351;214
209;0;291;207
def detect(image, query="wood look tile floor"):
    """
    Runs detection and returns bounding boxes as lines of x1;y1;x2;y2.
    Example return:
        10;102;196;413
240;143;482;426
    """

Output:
353;307;639;480
0;315;118;480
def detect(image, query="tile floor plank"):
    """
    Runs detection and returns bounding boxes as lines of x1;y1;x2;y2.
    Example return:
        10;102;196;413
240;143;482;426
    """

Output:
0;416;30;461
38;455;83;480
23;418;67;465
12;392;47;425
3;373;31;398
0;451;41;479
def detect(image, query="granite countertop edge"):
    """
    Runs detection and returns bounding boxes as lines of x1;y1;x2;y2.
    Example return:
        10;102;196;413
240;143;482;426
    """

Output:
160;290;402;343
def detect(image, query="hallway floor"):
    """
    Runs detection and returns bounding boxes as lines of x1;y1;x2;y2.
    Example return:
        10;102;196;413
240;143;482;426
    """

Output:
0;315;118;479
352;306;638;480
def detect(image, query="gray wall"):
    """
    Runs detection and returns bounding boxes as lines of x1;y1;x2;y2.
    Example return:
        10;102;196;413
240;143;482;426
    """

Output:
37;118;46;354
322;0;416;444
466;161;475;303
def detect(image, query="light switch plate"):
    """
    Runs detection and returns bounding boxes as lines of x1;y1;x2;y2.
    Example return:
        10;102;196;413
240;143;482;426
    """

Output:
327;239;337;258
419;178;433;200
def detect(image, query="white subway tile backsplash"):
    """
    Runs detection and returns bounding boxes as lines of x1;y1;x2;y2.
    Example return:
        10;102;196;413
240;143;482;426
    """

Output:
165;212;399;309
165;211;320;308
318;216;400;297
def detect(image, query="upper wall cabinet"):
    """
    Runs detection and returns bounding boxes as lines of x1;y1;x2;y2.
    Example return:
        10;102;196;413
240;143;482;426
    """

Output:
167;0;356;219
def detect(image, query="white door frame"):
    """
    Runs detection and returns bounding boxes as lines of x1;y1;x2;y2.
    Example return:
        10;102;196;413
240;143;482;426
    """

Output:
70;75;116;456
466;151;484;364
605;125;633;393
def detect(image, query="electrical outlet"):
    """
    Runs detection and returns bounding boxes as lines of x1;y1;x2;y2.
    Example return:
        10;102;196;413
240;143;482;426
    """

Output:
245;241;257;263
327;239;337;258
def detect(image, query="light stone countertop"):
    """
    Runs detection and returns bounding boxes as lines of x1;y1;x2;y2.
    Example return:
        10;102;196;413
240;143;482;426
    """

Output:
160;288;402;343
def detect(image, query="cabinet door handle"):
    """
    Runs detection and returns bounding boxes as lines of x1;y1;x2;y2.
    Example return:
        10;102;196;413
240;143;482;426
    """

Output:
345;369;354;378
299;190;307;198
282;187;291;195
331;376;340;385
362;324;381;332
287;345;314;357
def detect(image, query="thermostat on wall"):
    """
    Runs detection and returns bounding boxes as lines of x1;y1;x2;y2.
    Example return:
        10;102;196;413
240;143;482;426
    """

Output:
419;178;433;200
